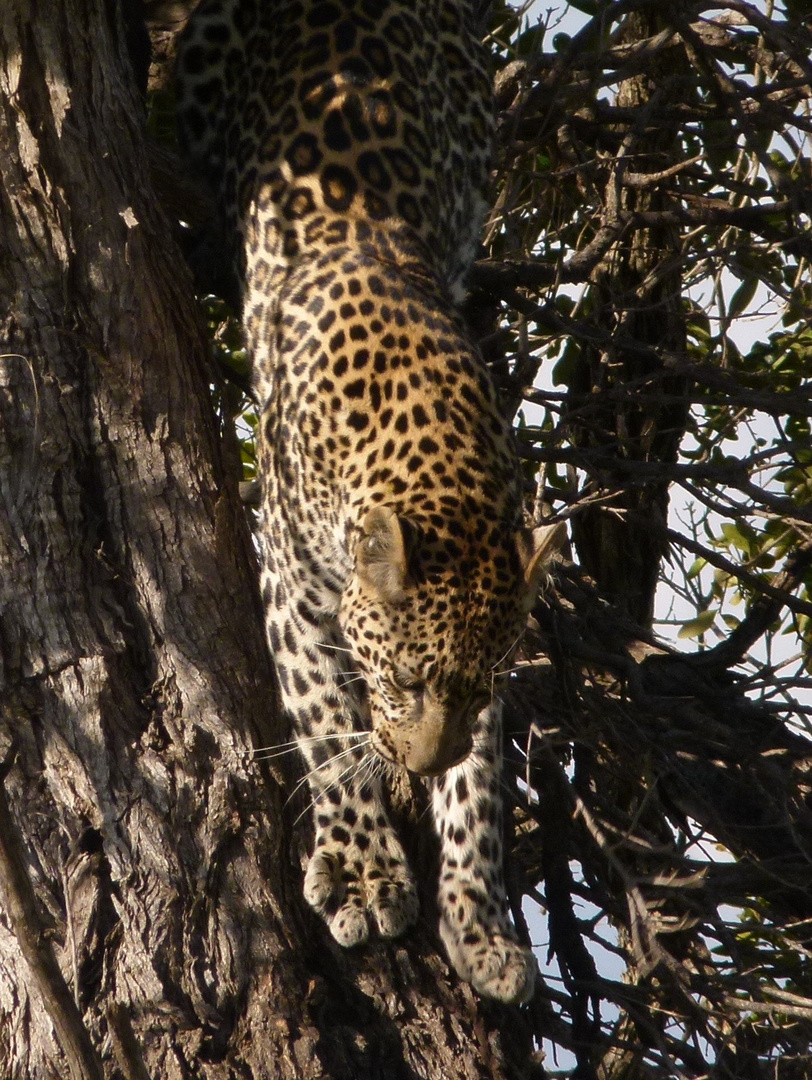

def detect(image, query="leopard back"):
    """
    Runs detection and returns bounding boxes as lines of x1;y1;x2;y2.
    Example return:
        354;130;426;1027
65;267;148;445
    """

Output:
177;0;493;307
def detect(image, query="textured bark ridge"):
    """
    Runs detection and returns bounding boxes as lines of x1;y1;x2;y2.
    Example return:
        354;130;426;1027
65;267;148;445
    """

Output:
0;3;537;1078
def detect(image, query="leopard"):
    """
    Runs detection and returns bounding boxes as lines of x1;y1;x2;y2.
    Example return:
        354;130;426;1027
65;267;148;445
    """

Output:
177;0;563;1004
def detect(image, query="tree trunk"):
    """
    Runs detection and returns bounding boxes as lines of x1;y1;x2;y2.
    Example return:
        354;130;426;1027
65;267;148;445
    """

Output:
0;3;537;1077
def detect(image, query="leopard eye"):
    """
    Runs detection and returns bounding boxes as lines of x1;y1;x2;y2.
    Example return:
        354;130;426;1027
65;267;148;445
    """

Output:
392;669;425;693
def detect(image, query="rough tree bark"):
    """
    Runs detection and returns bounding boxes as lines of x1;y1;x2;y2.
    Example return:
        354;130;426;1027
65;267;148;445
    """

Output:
0;2;539;1077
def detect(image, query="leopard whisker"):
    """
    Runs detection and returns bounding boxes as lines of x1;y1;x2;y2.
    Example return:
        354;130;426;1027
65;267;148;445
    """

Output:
417;795;434;825
253;746;302;762
331;746;376;795
291;797;317;829
290;745;379;829
358;749;383;788
345;740;384;790
491;660;531;679
333;673;366;687
315;640;353;654
288;746;368;824
284;740;371;810
253;730;369;761
489;631;526;680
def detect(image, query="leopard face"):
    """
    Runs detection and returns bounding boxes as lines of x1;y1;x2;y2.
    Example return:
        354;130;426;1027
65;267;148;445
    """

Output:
337;507;561;775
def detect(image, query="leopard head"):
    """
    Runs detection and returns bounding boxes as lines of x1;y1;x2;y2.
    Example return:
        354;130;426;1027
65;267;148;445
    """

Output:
338;507;564;776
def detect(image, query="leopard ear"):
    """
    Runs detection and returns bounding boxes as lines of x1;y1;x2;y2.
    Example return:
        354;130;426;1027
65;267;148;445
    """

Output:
356;507;419;604
516;521;566;608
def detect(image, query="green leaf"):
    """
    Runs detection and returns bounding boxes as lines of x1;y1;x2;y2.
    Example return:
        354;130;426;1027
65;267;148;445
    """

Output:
728;277;759;319
678;610;716;639
719;521;756;554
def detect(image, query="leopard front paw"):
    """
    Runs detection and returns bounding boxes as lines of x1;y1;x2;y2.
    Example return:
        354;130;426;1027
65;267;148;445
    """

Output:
303;830;419;947
438;881;537;1003
440;917;537;1004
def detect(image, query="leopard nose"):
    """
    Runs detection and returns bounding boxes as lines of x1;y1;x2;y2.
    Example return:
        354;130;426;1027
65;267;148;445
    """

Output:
400;712;472;776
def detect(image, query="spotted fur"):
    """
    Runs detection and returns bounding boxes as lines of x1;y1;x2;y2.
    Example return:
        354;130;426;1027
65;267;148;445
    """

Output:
177;0;562;1003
